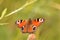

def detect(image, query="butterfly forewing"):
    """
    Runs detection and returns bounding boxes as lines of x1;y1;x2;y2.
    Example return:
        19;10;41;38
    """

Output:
32;18;41;27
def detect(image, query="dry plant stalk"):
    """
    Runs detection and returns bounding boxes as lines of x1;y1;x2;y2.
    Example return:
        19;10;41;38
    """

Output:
5;0;37;17
27;34;36;40
50;2;60;10
0;8;7;20
0;0;37;25
0;8;9;25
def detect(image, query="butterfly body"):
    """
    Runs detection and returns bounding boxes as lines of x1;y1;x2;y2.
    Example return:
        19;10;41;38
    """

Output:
16;18;44;33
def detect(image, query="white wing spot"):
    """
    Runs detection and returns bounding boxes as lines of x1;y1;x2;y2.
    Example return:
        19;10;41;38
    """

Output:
39;18;44;22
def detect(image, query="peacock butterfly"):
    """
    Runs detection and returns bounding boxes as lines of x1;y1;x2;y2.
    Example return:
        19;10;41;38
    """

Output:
16;18;44;33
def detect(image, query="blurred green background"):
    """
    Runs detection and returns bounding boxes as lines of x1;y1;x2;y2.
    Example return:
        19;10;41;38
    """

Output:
0;0;60;40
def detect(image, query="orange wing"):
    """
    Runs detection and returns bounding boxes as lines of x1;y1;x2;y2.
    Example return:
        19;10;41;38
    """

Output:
16;20;26;28
32;18;44;27
16;18;44;33
27;18;44;33
16;20;27;33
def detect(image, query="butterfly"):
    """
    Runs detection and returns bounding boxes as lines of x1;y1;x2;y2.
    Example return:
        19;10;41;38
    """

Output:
16;18;44;33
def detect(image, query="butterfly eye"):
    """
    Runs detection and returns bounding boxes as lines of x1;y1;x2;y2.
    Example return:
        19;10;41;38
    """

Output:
32;26;36;30
21;26;24;30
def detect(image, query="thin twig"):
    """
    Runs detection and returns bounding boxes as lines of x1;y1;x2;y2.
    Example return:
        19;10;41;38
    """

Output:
0;8;7;20
0;0;37;25
0;23;9;25
50;2;60;10
0;8;8;25
5;0;37;17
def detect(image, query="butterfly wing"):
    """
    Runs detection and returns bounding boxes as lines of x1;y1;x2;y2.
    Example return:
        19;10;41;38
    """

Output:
16;20;26;28
16;20;27;33
27;18;44;33
32;18;44;27
21;26;27;33
16;18;44;33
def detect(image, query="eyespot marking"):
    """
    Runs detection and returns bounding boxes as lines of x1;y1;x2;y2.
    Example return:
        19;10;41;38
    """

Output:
39;18;44;22
20;20;22;23
21;26;24;30
32;26;36;30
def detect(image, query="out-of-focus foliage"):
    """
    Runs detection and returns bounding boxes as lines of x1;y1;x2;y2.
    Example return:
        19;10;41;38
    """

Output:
0;0;60;40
